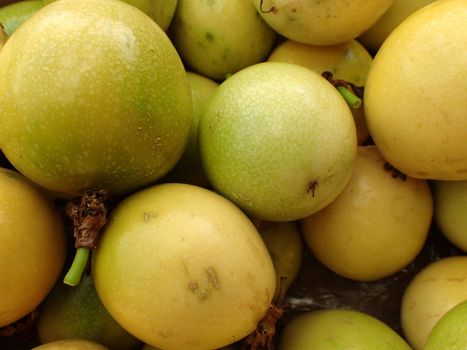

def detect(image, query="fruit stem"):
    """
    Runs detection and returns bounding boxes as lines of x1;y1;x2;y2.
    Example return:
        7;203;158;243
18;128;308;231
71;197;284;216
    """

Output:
63;247;90;286
337;86;362;109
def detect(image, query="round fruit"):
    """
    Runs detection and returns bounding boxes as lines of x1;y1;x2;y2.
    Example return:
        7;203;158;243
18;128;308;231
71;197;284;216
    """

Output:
267;39;372;144
0;0;192;196
37;274;142;350
92;183;276;350
424;300;467;350
32;339;108;350
432;180;467;252
199;62;357;221
0;167;66;327
252;0;394;45
0;0;43;37
301;145;433;281
278;309;412;350
43;0;177;31
364;0;467;180
169;0;277;80
400;256;467;350
358;0;437;52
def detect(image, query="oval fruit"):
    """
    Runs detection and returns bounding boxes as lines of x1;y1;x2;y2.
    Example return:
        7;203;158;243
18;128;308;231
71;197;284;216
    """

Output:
32;339;108;350
253;0;394;45
364;0;467;180
0;167;66;327
199;62;357;221
278;309;412;350
92;183;275;350
0;0;192;196
301;145;433;281
400;256;467;350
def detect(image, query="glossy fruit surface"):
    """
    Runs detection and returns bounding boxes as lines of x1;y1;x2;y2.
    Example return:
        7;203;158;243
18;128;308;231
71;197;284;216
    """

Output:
278;309;412;350
0;0;192;196
0;167;66;327
364;0;467;180
92;183;275;350
200;62;357;221
302;146;433;281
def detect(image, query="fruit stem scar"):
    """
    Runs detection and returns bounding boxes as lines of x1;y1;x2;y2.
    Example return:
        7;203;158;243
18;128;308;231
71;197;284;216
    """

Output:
307;180;318;197
63;247;90;286
383;162;407;181
259;0;276;13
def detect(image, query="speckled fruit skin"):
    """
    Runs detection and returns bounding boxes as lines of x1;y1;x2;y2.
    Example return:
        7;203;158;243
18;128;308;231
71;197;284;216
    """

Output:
0;0;192;196
252;0;394;45
92;183;275;350
0;167;66;327
199;62;357;222
364;0;467;180
278;309;412;350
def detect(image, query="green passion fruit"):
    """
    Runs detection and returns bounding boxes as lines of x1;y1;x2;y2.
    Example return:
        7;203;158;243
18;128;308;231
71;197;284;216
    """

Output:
0;0;192;197
92;183;276;350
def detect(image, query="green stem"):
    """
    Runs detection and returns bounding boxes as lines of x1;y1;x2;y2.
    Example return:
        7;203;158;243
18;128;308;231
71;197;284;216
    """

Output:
63;247;90;286
337;85;362;109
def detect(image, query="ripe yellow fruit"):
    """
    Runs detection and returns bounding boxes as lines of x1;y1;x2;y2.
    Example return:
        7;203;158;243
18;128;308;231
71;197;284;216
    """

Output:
301;146;432;281
401;256;467;350
252;0;394;45
0;168;66;327
32;339;108;350
364;0;467;180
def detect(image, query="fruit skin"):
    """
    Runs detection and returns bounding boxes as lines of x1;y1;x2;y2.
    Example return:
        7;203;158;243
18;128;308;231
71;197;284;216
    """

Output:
0;0;44;37
43;0;178;31
267;39;372;144
252;0;394;46
0;0;192;196
278;309;412;350
32;339;108;350
301;145;433;281
400;256;467;350
364;0;467;180
36;273;142;350
92;183;276;350
0;167;66;327
424;300;467;350
199;62;357;222
169;0;277;80
432;180;467;252
358;0;437;52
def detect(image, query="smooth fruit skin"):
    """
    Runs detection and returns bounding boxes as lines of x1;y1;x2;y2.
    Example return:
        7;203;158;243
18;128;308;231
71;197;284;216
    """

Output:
364;0;467;180
252;0;394;46
169;0;277;80
267;39;372;144
278;309;412;350
432;180;467;252
92;183;276;350
0;0;44;37
32;339;108;350
199;62;357;222
0;0;192;196
301;146;433;281
0;168;66;327
424;300;467;350
43;0;178;31
358;0;437;52
37;274;142;350
400;256;467;350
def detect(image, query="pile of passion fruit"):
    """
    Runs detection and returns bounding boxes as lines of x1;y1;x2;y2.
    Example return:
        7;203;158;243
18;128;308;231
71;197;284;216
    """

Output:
0;0;466;349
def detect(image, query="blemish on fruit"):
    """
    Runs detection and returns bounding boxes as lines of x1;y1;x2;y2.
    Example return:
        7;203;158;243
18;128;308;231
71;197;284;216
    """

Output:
306;180;318;197
259;0;277;14
206;266;220;289
143;211;157;222
188;281;199;292
205;31;214;42
383;162;407;181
